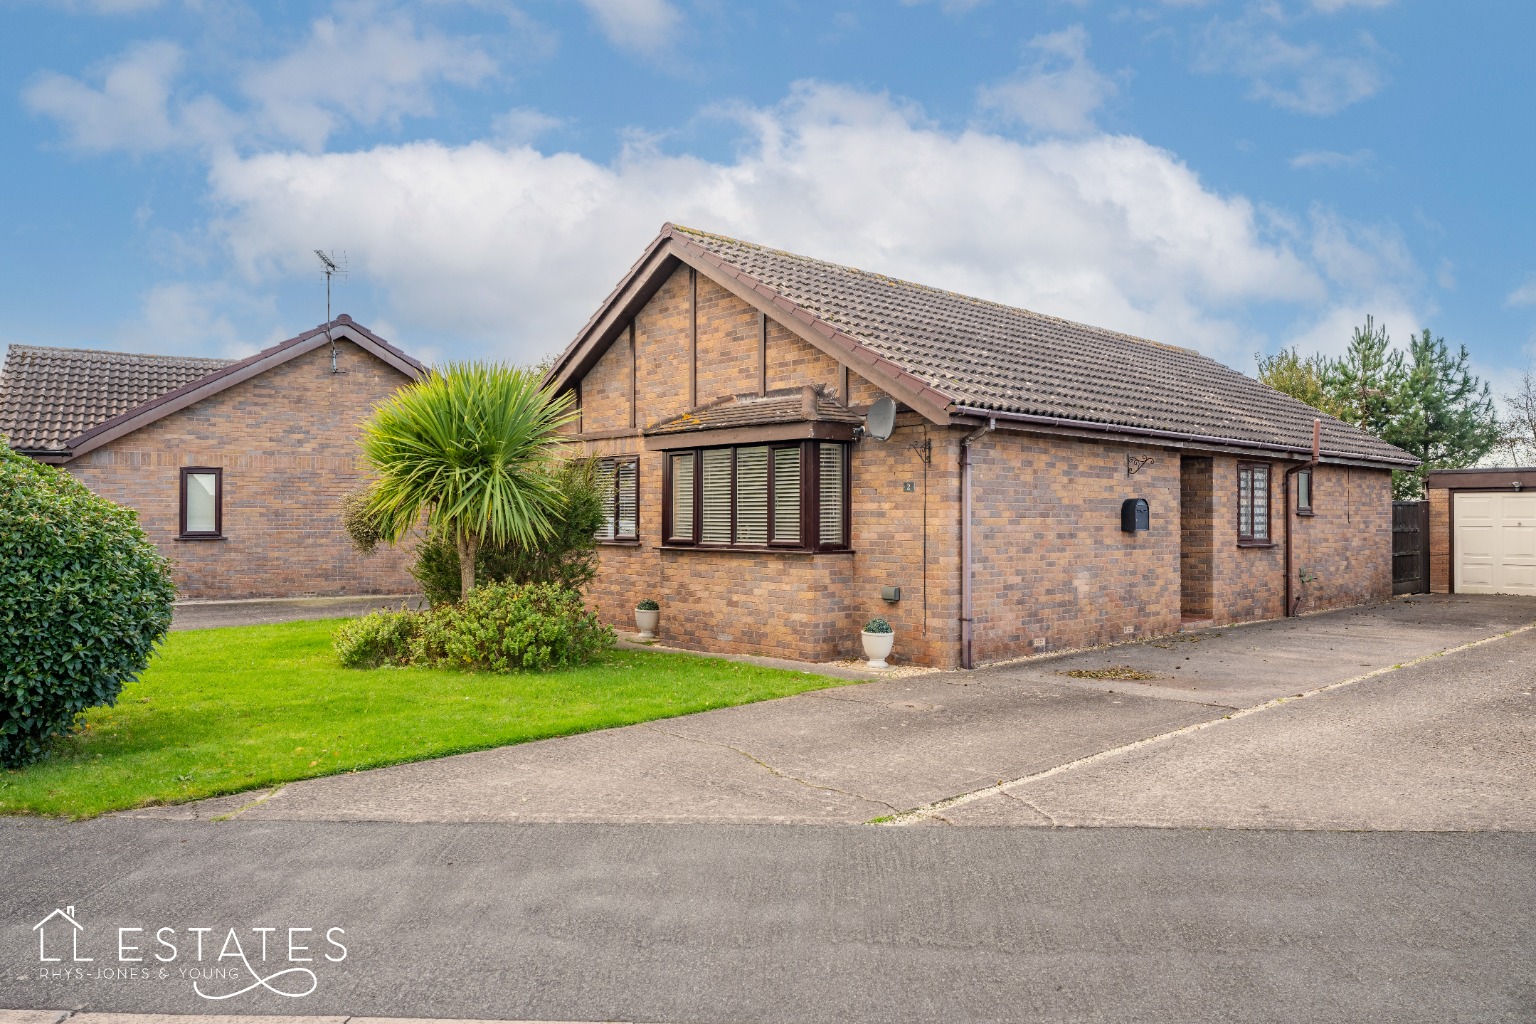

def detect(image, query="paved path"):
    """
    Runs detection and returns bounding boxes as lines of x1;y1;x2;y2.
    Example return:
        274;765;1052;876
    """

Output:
131;594;1536;829
3;822;1533;1023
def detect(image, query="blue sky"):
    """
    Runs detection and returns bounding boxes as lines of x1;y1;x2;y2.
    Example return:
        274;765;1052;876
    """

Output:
2;0;1533;396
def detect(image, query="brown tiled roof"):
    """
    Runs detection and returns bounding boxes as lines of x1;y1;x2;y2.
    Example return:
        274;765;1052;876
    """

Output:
0;345;232;452
648;386;863;435
666;226;1415;466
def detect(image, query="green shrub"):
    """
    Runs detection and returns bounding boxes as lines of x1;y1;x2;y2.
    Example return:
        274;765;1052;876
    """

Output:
413;457;605;607
863;617;893;634
332;608;419;668
636;599;659;611
411;581;614;672
0;445;175;767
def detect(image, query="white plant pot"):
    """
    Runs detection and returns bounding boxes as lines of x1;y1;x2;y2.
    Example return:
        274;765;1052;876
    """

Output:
861;630;894;668
635;608;659;640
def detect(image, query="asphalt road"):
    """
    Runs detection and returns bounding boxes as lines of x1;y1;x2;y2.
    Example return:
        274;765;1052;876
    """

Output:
3;820;1534;1024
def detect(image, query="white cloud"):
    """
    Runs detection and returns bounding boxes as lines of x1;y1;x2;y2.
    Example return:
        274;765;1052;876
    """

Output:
977;25;1117;136
1435;259;1454;291
1507;279;1536;308
491;107;564;146
25;6;498;154
1193;14;1386;115
1289;148;1373;170
1282;299;1421;359
128;281;279;358
204;82;1323;364
242;3;498;150
577;0;683;55
23;41;189;152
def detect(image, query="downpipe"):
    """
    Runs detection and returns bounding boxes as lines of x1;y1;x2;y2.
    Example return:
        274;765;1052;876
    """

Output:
960;417;995;669
1283;418;1322;617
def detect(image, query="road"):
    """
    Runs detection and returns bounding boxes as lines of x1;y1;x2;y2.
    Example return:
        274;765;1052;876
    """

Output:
3;820;1534;1023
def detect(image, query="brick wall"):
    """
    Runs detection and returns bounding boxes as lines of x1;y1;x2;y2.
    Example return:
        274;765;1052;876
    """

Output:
1429;486;1451;593
967;432;1183;662
1286;463;1393;613
1206;457;1392;624
65;340;417;600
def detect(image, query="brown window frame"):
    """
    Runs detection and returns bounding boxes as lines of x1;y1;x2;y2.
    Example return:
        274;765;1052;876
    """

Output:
1295;467;1315;516
662;441;851;554
594;455;640;543
1236;461;1272;545
178;466;224;540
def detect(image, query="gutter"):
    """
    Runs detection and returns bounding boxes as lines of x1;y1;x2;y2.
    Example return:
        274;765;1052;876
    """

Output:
1283;418;1322;618
950;405;1414;469
959;416;995;670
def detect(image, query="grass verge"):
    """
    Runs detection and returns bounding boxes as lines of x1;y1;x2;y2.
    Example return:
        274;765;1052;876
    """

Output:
1;618;846;819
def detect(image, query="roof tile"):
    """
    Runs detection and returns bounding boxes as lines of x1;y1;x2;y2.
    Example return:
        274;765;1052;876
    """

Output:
669;226;1413;465
0;345;232;452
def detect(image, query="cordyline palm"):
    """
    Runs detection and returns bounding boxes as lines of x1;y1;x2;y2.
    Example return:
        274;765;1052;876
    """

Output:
360;362;576;598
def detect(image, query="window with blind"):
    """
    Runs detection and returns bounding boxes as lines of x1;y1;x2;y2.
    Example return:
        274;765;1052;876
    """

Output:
1237;461;1271;543
663;442;848;552
594;456;639;541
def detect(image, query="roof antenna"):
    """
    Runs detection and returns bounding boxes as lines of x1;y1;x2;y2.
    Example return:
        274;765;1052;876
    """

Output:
315;249;347;374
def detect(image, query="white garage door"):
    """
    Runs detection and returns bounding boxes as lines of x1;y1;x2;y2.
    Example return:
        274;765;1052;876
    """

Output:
1455;491;1536;596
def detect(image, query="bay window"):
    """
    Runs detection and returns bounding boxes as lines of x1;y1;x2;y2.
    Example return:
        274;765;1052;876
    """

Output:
664;441;849;552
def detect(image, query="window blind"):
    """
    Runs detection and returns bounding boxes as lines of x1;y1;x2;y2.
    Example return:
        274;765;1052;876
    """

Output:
670;453;695;542
819;444;845;546
594;460;616;540
615;458;638;539
735;446;769;545
701;448;733;544
772;446;801;543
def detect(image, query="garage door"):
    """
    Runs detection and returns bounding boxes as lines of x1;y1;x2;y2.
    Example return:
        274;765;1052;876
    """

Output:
1454;491;1536;595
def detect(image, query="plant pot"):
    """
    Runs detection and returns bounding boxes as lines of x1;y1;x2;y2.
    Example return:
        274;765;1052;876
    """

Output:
635;608;659;640
861;629;894;668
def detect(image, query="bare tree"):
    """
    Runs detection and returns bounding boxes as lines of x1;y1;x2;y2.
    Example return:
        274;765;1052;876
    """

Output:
1499;364;1536;466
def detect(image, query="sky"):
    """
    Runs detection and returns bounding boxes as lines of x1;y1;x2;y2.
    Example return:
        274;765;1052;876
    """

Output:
2;0;1533;394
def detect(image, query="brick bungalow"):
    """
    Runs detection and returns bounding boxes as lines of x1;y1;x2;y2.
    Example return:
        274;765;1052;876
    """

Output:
547;224;1417;669
0;316;422;600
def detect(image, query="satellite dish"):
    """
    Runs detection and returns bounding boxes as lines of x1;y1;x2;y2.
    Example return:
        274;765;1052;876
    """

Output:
864;396;896;441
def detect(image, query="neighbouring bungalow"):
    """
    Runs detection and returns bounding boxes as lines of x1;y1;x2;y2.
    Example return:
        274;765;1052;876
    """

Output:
0;316;422;600
546;224;1418;669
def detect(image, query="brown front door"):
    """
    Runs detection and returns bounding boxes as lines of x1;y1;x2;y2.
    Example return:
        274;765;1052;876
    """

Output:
1180;456;1215;620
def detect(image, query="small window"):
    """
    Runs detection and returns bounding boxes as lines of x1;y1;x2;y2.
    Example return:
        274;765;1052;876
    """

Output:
179;467;223;539
664;442;848;552
595;456;639;541
1237;462;1271;543
1296;467;1314;515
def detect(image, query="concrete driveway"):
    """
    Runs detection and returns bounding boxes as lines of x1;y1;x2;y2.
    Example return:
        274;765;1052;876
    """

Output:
130;594;1536;830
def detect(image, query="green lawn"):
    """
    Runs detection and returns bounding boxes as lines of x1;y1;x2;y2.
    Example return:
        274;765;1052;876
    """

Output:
0;619;845;819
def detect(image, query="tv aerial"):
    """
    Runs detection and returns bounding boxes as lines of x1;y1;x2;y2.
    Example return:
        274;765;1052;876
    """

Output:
315;249;348;373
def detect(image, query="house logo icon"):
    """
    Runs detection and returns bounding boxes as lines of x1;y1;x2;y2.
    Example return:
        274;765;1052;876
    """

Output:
33;905;91;963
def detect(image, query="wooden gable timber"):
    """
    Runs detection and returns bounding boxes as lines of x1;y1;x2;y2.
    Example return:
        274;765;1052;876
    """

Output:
544;225;954;426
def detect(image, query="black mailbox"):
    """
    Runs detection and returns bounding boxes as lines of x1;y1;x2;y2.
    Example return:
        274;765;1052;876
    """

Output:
1121;498;1150;533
